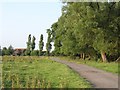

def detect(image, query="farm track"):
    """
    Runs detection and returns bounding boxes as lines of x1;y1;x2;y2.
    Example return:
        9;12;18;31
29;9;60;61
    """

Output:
50;57;119;89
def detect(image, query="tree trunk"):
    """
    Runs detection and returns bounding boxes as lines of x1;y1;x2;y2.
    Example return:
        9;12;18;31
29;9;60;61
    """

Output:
116;57;120;62
88;54;91;60
101;51;107;62
80;53;82;59
83;53;85;60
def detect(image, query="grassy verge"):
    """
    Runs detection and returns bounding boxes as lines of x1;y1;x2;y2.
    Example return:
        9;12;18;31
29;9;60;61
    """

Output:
0;63;2;87
2;56;91;88
57;56;118;74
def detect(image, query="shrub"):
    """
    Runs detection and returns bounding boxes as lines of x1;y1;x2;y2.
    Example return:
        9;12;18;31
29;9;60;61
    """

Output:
30;50;39;56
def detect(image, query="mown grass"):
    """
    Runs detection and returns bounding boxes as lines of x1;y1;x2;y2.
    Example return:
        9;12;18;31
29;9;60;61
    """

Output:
58;57;118;74
2;56;91;88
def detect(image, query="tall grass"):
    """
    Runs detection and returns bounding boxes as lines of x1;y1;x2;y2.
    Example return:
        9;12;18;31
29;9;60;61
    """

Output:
2;56;91;88
2;73;52;88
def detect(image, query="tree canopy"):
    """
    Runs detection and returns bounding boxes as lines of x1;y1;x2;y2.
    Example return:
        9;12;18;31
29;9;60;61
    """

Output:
51;2;120;62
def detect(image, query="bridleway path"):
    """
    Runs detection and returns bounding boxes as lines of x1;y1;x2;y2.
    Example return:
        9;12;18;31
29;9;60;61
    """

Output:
50;57;118;88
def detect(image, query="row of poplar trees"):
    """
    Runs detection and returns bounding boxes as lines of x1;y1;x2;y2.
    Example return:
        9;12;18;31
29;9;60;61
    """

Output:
25;32;52;56
49;2;120;62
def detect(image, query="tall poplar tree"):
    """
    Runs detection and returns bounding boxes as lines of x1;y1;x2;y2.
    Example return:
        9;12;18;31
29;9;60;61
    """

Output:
31;36;36;51
25;34;31;56
39;34;44;56
8;45;14;55
46;29;52;56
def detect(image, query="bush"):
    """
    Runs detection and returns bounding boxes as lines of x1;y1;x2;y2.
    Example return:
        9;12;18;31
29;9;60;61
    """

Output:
30;50;39;56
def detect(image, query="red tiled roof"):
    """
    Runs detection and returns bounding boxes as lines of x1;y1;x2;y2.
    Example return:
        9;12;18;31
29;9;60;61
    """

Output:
15;48;26;50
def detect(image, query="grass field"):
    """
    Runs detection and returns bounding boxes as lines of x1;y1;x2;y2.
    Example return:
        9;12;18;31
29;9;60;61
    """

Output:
2;56;91;88
0;56;2;88
0;61;2;88
58;57;118;74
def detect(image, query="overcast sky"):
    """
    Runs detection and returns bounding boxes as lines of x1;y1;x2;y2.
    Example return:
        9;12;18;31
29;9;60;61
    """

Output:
0;0;62;50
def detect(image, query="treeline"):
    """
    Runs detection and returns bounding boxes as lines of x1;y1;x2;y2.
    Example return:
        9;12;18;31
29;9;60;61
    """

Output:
49;2;120;62
25;34;48;56
1;45;14;56
1;30;53;56
25;32;52;56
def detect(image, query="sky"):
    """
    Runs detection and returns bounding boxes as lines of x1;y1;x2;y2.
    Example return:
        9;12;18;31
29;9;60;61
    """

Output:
0;0;62;50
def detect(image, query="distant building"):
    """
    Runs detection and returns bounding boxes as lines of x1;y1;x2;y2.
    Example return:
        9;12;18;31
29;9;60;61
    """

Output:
13;48;26;56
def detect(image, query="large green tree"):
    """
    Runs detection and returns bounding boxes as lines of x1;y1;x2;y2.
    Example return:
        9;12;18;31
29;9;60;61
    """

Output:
51;2;120;62
90;2;120;62
51;22;62;55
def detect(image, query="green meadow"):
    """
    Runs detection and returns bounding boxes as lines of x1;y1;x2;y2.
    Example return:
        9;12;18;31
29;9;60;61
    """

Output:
2;56;91;88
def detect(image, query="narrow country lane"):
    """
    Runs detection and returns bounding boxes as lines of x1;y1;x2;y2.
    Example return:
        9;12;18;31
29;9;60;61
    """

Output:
50;57;119;88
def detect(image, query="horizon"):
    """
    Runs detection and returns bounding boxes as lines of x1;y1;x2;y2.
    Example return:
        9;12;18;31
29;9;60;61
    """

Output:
0;1;62;50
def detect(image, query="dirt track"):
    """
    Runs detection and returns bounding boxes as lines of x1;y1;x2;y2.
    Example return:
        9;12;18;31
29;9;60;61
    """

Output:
50;57;119;88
